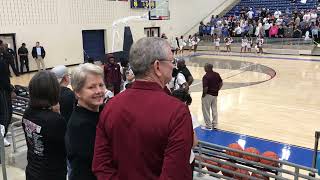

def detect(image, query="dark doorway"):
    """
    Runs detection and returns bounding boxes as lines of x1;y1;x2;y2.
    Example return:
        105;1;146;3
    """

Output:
144;27;160;37
82;30;106;62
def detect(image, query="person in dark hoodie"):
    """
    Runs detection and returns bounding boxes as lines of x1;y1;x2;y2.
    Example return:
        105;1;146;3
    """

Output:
0;45;15;147
103;54;121;95
66;63;106;180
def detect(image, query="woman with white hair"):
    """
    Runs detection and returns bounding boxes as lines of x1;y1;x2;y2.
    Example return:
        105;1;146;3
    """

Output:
65;63;106;180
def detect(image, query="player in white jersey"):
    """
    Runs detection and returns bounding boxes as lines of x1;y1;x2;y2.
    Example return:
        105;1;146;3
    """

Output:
213;34;220;54
225;35;233;53
241;35;248;53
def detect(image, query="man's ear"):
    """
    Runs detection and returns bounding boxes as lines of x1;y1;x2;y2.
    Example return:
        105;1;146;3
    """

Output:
153;60;162;77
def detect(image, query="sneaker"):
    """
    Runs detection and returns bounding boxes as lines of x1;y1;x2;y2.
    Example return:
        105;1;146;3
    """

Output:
200;125;212;130
3;138;11;147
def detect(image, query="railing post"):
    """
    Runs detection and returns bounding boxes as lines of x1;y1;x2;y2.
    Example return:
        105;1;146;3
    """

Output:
0;126;8;180
309;131;319;177
293;167;299;180
196;143;204;177
10;125;16;153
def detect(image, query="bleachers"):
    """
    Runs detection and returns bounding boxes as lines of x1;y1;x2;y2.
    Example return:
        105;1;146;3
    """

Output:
225;0;318;17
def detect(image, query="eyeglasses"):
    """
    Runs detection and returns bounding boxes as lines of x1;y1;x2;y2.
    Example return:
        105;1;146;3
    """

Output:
158;59;175;64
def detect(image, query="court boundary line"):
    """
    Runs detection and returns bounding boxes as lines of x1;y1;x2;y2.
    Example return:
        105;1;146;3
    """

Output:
191;52;320;62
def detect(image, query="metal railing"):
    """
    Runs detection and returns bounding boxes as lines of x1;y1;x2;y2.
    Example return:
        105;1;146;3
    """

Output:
310;131;320;177
194;141;319;180
0;126;8;180
10;121;26;154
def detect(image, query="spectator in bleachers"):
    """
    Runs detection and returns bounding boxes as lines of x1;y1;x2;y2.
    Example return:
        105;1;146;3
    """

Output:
276;15;284;26
302;24;311;37
293;26;303;38
285;7;291;15
240;6;246;18
311;23;319;39
93;37;193;179
210;15;216;25
310;10;317;23
255;22;263;37
23;71;67;180
283;14;291;25
199;21;205;38
248;23;254;37
278;25;285;38
295;15;301;27
234;24;242;37
273;9;282;19
303;10;311;23
247;8;254;20
286;23;295;38
261;8;267;18
269;23;279;38
264;21;271;37
66;63;105;180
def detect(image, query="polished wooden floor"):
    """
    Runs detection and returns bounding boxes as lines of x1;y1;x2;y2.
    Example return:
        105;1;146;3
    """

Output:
10;52;320;149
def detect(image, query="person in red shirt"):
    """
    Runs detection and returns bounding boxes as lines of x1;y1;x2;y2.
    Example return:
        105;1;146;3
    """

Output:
93;37;194;180
104;54;121;95
202;63;223;130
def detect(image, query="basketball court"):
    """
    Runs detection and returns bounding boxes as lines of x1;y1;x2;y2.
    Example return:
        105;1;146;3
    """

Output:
10;51;320;150
1;0;320;179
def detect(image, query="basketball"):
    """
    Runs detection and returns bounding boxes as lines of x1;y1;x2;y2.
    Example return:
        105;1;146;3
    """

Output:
260;151;279;167
205;159;220;173
234;168;250;180
221;164;237;177
226;143;244;158
243;147;260;162
251;172;270;180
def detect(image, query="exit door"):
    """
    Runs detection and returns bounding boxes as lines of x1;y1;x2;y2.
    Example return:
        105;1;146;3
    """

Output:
144;27;160;37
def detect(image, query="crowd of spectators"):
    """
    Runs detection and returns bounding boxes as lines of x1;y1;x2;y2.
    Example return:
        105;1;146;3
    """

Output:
199;6;320;41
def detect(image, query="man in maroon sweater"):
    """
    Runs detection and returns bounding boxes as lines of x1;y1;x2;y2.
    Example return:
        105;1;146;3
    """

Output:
202;63;223;129
93;37;193;180
104;54;122;95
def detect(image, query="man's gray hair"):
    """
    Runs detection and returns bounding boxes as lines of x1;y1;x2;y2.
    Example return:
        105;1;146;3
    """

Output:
129;37;171;78
71;63;104;92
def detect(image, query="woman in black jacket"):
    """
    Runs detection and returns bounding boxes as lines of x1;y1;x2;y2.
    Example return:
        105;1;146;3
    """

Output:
22;71;67;180
66;63;106;180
